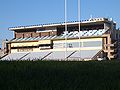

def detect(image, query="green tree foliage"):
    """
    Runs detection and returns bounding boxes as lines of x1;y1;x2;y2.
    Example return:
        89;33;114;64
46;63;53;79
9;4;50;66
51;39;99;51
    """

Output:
0;60;120;90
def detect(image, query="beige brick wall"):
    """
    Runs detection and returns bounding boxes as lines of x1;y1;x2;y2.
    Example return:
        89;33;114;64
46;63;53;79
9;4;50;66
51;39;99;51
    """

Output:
41;32;50;36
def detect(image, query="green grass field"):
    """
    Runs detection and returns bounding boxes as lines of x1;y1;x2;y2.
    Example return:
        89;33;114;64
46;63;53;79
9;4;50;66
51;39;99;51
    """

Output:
0;60;120;90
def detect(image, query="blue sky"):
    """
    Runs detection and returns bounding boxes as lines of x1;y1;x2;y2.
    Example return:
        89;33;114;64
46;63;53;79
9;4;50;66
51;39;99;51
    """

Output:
0;0;120;46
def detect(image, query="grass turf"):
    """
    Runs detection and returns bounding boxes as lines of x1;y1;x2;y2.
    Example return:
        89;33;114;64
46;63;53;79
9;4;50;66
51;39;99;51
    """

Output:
0;60;120;90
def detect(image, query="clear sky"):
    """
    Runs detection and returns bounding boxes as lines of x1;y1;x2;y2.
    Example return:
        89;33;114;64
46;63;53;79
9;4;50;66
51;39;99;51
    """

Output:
0;0;120;46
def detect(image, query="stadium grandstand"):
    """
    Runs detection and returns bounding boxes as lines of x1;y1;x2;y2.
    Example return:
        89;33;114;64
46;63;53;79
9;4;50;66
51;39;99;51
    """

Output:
1;17;120;61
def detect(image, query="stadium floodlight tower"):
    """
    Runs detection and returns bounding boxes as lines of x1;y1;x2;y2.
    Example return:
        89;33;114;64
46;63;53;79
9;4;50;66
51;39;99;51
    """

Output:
65;0;67;61
64;0;81;61
78;0;81;61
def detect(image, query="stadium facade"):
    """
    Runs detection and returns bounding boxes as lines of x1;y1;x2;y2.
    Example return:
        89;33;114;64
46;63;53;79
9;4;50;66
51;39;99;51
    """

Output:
2;18;120;60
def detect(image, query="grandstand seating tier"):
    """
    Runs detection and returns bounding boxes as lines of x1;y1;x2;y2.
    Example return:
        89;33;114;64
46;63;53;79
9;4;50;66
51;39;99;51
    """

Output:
44;51;75;60
21;52;51;60
1;52;29;60
1;49;101;61
69;50;101;60
11;29;107;42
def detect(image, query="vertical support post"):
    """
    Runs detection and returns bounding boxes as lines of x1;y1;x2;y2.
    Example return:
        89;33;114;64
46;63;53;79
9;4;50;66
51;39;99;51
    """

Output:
65;0;67;60
78;0;81;60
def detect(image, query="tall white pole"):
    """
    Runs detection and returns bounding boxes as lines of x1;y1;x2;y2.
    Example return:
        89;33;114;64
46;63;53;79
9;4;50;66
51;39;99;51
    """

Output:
65;0;67;60
78;0;81;60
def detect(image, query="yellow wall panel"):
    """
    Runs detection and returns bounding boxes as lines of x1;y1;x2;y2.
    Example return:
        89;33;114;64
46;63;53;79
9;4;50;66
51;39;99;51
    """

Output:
11;40;51;47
